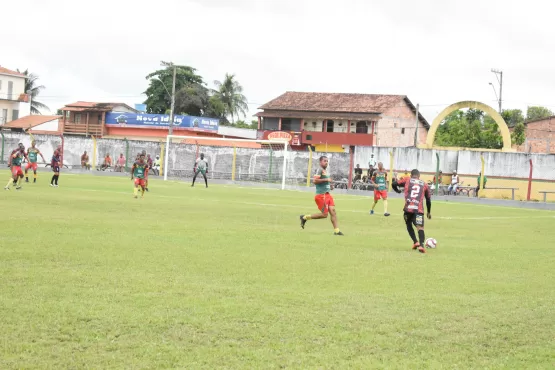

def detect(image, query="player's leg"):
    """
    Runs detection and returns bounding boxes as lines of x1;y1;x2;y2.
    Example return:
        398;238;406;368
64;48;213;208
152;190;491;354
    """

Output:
133;178;140;198
55;169;59;186
415;214;426;253
191;170;199;186
25;163;30;182
16;171;24;188
404;212;419;248
370;191;380;214
300;194;329;229
5;168;17;190
329;205;343;236
202;171;208;187
382;191;390;216
145;172;149;192
32;163;38;183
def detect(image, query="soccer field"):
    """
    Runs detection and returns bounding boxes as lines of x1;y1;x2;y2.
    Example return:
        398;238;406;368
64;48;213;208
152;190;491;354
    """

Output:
1;172;554;369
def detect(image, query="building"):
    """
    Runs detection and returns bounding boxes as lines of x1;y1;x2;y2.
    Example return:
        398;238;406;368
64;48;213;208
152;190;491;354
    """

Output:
60;101;138;136
2;115;62;134
256;92;429;152
0;66;30;125
512;116;555;153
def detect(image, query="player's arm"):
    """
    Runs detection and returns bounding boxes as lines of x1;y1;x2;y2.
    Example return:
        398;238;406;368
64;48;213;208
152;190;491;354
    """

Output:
392;177;405;193
425;185;432;219
130;164;136;179
313;174;329;184
39;151;46;162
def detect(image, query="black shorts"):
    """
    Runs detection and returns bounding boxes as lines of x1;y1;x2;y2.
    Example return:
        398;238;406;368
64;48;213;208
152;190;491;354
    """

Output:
404;211;424;227
52;166;60;173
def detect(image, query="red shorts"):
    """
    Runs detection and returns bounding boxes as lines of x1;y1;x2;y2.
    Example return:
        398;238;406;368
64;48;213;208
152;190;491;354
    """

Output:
374;189;388;201
11;166;23;177
134;178;146;187
315;193;335;215
25;162;38;171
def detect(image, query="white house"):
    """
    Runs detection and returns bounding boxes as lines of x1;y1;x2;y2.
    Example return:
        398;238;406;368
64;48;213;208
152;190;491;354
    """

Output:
0;65;30;125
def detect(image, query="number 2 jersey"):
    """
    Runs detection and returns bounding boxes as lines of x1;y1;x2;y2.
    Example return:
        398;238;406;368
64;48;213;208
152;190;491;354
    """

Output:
397;178;431;214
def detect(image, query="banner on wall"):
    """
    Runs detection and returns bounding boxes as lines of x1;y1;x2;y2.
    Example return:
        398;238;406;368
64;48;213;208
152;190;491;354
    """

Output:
105;112;219;132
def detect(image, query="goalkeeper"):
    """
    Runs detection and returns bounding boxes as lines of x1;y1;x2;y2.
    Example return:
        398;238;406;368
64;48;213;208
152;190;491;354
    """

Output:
191;153;209;188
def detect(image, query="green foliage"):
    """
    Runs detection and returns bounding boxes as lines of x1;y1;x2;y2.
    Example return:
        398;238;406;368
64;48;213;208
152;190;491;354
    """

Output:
232;120;258;129
17;69;49;114
526;106;553;122
501;109;524;128
213;73;249;123
435;109;502;149
512;122;526;146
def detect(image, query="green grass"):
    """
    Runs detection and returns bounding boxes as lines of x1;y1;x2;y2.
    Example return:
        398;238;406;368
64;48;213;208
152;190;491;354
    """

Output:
1;171;555;369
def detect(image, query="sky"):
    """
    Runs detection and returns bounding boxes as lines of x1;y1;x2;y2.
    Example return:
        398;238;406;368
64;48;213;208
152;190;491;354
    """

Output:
3;0;555;122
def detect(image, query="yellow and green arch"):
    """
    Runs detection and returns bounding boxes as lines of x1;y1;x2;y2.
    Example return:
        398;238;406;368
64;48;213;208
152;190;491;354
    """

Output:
420;101;514;152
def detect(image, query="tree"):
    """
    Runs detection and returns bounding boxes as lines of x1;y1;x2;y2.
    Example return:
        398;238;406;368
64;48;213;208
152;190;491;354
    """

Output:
526;106;553;122
512;122;526;146
435;109;503;149
17;69;49;114
213;73;248;123
233;120;258;129
143;63;206;115
501;109;524;128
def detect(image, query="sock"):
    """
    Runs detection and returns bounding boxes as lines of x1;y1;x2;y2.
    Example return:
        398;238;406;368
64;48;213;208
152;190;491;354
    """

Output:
16;177;22;186
303;215;312;220
54;175;59;185
418;230;426;247
372;201;377;211
25;175;29;181
6;178;13;188
383;199;388;213
133;188;138;196
406;224;417;243
204;178;208;187
141;187;145;196
51;175;55;185
334;228;340;233
34;173;37;181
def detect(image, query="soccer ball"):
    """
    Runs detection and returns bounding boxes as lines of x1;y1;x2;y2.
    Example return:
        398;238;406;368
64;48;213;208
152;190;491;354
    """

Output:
425;238;437;249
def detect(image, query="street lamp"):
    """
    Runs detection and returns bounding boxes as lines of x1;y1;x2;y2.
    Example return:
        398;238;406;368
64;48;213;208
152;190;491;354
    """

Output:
490;69;503;113
160;61;177;135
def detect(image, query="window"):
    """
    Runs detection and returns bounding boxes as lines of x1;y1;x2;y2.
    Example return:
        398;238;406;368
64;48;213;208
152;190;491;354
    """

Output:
7;81;13;100
98;114;102;123
1;109;7;124
12;109;19;121
65;110;70;119
0;80;2;90
394;122;398;128
401;128;405;134
281;119;292;131
356;121;368;134
75;113;82;124
326;120;334;133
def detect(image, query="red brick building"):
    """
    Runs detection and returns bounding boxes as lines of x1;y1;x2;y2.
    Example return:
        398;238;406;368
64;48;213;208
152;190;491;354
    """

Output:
256;92;429;152
512;116;555;153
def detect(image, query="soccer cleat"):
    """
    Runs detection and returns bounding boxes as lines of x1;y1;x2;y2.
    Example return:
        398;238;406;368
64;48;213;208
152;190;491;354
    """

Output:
4;187;9;191
134;195;138;199
15;186;21;190
25;178;29;183
417;246;426;254
334;231;344;236
299;215;307;229
33;179;36;183
384;213;390;217
370;210;374;215
412;242;420;250
50;184;54;187
145;188;149;192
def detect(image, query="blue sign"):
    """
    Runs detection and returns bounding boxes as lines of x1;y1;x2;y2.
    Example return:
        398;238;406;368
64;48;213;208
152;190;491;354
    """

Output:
105;112;219;132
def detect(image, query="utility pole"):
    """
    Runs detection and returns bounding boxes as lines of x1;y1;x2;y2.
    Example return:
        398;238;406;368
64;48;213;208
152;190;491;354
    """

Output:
413;103;420;147
491;69;503;113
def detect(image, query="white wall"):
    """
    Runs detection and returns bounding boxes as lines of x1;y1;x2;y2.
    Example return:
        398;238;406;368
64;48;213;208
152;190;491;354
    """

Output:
0;74;25;100
218;125;257;139
112;105;136;113
34;119;60;132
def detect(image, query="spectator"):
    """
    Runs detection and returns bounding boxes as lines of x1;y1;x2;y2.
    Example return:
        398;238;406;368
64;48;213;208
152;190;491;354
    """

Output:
447;170;460;195
476;172;487;197
115;153;126;172
367;164;376;180
354;164;363;182
81;151;90;170
368;153;377;169
152;155;161;176
101;154;112;170
431;170;443;191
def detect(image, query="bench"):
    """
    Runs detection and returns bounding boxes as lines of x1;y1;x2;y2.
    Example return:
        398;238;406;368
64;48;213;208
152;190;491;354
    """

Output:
538;190;555;203
482;187;519;200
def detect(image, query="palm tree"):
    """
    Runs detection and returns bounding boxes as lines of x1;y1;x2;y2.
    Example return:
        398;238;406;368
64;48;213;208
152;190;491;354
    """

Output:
213;73;248;123
17;69;49;114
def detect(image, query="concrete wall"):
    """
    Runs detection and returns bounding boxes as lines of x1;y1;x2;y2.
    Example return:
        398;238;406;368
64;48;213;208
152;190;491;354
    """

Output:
513;117;555;154
2;132;554;200
377;104;428;147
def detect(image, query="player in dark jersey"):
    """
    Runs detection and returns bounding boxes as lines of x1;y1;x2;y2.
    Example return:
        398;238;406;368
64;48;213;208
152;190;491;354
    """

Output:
50;145;62;187
25;141;46;183
131;153;149;198
192;153;209;188
145;153;153;192
5;143;27;190
394;169;432;253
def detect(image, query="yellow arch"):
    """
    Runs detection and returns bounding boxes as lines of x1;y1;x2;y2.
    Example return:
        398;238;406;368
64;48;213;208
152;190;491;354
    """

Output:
421;101;514;152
